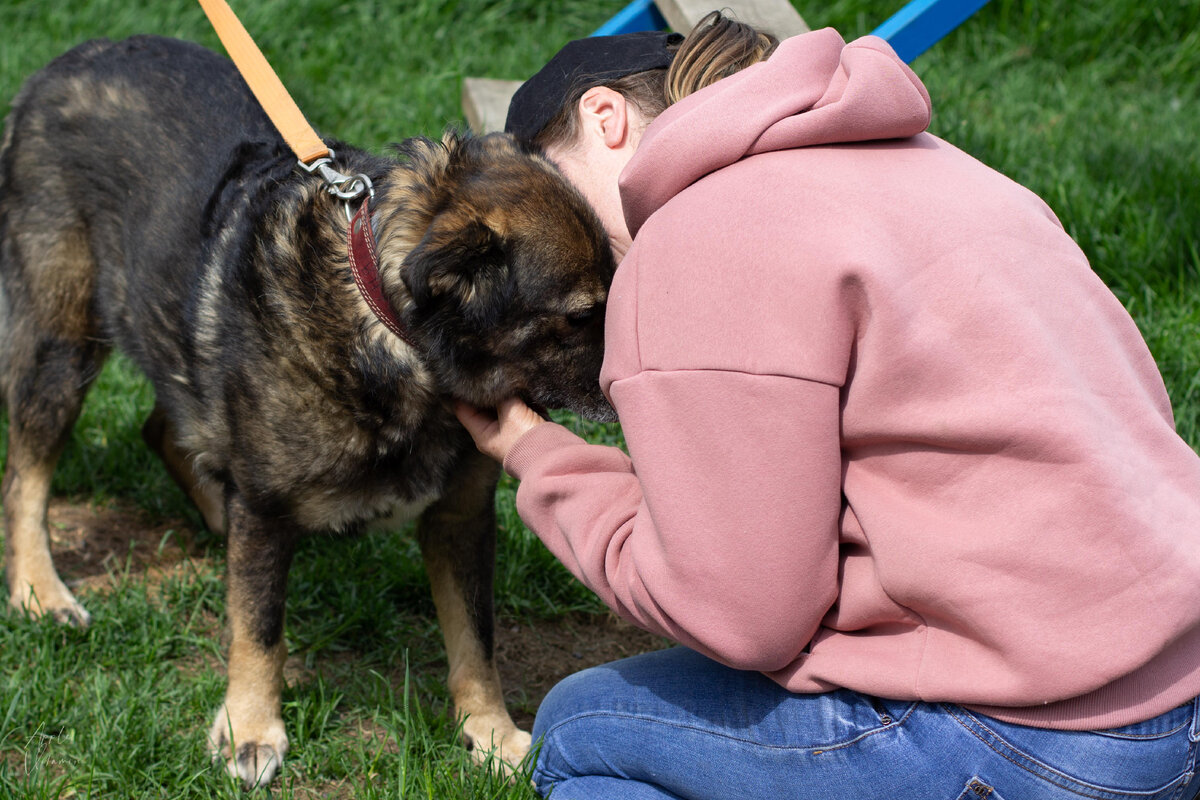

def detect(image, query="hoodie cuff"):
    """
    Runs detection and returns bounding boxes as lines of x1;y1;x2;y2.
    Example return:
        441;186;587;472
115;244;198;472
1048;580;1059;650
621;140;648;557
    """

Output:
503;421;587;480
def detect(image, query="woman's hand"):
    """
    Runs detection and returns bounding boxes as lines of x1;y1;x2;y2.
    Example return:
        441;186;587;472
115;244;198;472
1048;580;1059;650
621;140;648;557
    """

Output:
454;396;548;465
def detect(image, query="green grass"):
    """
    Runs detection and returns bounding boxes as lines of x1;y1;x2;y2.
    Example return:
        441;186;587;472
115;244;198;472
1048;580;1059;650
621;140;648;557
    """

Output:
1;0;1198;797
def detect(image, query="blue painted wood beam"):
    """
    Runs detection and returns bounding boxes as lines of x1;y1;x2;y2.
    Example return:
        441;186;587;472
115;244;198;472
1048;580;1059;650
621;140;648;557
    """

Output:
593;0;668;36
870;0;991;62
591;0;991;63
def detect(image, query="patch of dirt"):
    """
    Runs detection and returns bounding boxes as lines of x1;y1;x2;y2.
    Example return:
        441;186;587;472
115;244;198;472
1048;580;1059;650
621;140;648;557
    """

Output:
46;497;206;593
496;615;668;729
2;749;25;773
41;497;667;731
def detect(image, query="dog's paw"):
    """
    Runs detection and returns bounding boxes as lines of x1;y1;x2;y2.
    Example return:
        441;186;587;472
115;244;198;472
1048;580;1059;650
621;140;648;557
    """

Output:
8;580;91;628
465;719;533;777
207;705;289;788
50;603;92;627
229;742;283;788
501;728;533;765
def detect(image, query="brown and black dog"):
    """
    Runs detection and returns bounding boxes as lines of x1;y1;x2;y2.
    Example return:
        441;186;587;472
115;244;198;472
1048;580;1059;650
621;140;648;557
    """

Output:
0;36;614;786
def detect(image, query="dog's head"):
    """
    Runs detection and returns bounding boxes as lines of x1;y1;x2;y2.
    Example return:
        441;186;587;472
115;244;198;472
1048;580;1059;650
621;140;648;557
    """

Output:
373;132;617;421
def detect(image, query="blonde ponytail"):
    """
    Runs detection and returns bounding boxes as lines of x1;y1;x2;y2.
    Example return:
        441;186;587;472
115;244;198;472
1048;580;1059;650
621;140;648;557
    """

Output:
666;11;778;104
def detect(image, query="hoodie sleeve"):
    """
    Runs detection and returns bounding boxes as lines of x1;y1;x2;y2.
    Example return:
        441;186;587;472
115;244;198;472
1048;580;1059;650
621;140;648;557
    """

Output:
504;369;843;672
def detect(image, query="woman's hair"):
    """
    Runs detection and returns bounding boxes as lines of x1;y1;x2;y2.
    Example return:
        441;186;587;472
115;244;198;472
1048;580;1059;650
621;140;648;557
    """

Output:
531;11;778;152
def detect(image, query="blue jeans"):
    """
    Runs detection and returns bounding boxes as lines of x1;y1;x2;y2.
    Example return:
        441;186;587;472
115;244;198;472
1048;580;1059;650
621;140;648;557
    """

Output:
531;647;1200;800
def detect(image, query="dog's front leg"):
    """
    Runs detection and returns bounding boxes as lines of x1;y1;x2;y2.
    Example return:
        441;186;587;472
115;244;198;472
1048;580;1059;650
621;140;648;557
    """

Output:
207;492;295;788
418;449;531;773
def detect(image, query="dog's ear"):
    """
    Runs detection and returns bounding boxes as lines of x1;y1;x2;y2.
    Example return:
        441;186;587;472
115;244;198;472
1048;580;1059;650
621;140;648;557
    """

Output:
402;215;511;326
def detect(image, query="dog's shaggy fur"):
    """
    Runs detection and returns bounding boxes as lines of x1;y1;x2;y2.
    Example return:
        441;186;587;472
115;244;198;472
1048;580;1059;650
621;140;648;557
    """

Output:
0;35;615;786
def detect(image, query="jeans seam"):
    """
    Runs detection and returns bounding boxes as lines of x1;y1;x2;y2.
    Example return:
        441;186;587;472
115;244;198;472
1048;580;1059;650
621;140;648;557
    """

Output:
1178;719;1200;800
1095;719;1191;741
540;704;911;755
809;700;918;755
944;705;1181;800
1097;703;1194;742
1165;772;1193;800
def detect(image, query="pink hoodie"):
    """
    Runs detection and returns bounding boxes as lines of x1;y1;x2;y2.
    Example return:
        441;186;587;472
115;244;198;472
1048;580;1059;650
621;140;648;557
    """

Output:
505;29;1200;729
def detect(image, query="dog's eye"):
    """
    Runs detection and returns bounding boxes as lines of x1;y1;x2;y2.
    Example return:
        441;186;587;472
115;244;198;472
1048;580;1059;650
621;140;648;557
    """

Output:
565;305;601;328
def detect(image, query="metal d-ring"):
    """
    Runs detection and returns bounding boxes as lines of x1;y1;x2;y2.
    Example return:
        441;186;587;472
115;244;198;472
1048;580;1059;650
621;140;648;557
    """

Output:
298;150;375;219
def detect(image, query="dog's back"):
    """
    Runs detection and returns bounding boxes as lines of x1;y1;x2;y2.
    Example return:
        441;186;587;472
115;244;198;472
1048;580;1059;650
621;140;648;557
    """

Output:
0;36;287;371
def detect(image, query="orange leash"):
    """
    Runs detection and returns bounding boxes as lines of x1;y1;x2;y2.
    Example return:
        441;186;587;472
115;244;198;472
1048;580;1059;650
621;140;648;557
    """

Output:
197;0;372;205
197;0;411;344
197;0;328;164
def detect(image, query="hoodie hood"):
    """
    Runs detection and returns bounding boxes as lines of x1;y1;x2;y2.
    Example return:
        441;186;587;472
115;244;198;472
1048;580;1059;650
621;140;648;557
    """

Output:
619;28;932;238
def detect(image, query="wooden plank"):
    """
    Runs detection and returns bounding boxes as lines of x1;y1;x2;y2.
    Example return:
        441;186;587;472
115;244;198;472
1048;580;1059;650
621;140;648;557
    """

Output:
656;0;808;38
462;77;521;134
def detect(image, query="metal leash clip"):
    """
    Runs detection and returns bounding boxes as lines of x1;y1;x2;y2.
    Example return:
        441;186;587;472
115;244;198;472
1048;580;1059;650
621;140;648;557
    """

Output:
299;150;375;220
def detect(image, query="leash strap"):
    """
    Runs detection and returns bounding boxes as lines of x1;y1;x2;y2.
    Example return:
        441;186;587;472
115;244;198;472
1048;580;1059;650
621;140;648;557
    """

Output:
197;0;329;164
198;0;414;346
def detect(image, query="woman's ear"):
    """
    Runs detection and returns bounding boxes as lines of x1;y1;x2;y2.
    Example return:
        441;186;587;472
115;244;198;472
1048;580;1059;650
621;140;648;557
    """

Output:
577;86;632;150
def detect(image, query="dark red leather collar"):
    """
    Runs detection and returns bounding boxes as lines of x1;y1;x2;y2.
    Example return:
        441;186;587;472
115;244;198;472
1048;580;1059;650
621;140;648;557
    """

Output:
347;200;418;348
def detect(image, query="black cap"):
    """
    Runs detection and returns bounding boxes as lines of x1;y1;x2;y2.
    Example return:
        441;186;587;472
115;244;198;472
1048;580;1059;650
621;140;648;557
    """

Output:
505;30;683;143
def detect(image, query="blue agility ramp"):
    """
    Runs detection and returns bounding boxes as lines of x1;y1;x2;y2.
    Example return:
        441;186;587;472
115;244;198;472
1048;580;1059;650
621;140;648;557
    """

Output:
593;0;668;36
592;0;992;63
870;0;992;62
